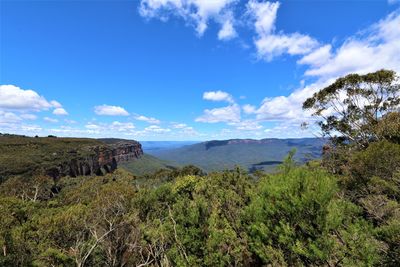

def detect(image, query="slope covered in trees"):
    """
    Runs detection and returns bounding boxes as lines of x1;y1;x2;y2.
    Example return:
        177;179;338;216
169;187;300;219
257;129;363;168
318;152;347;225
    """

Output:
0;70;399;266
119;153;179;176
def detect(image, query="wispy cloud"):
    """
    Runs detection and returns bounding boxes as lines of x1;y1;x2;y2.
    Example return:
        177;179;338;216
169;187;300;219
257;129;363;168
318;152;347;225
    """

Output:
218;15;237;40
144;125;171;133
134;114;161;124
44;117;59;123
247;0;319;61
228;120;263;131
139;0;237;37
299;11;400;79
242;10;400;128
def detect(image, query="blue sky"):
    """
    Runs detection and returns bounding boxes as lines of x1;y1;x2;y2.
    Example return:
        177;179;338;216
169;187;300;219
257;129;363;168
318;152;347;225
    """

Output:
1;0;399;140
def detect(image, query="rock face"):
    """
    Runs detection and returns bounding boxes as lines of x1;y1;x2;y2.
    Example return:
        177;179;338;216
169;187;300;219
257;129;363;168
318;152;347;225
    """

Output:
46;141;143;180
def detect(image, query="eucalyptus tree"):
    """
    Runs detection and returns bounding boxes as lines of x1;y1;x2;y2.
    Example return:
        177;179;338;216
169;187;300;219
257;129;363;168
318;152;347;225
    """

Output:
303;69;400;148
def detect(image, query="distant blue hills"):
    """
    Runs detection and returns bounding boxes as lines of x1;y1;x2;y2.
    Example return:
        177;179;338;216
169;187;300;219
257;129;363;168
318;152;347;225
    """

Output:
140;141;199;153
145;138;326;173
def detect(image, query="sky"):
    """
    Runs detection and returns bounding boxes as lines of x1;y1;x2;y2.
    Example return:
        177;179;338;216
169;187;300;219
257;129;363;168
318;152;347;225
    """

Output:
1;0;400;141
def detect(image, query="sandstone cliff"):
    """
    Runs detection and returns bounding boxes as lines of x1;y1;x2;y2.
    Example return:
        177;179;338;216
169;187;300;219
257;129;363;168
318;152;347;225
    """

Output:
0;135;143;182
45;141;143;179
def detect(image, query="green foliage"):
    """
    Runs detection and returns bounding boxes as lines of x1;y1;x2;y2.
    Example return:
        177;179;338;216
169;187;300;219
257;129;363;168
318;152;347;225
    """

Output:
119;153;178;176
278;148;297;173
1;128;399;266
343;140;400;200
133;164;205;189
132;169;252;266
0;197;39;266
245;167;382;266
302;70;400;266
341;140;400;266
350;141;400;181
2;72;400;266
0;162;396;266
374;112;400;144
0;135;102;182
303;69;400;147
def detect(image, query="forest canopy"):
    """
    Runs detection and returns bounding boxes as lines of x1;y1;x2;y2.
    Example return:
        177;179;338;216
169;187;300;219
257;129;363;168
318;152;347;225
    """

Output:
0;70;399;267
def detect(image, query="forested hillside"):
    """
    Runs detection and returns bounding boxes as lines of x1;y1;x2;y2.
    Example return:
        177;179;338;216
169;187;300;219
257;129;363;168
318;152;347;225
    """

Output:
119;153;179;176
0;70;399;266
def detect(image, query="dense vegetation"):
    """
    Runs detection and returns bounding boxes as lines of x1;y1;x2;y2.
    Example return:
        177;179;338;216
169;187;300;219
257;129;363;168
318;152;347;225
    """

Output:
0;70;399;266
0;135;102;182
119;154;178;176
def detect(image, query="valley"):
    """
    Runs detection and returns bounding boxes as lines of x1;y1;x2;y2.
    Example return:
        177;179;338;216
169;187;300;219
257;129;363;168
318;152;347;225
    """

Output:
147;138;325;172
1;0;399;263
0;135;324;179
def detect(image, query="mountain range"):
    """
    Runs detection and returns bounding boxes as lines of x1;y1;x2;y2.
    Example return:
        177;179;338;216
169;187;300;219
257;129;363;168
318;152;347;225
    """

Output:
0;135;325;178
144;138;325;173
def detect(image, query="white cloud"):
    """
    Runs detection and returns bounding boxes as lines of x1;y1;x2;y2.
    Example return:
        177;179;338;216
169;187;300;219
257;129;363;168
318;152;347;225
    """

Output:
297;44;332;67
301;11;400;79
0;111;42;135
242;104;257;114
247;0;319;61
134;115;161;124
248;11;400;125
50;100;62;108
247;0;279;36
139;0;237;37
255;32;319;61
256;96;299;121
53;107;68;115
94;105;129;116
20;114;37;120
246;81;323;123
178;126;199;135
84;121;136;134
0;85;61;111
264;121;315;138
44;117;59;123
0;121;42;135
170;122;200;136
196;104;240;123
218;17;237;40
85;123;101;130
0;85;67;131
144;125;171;133
228;120;263;131
137;0;319;61
20;124;42;132
203;90;234;103
0;111;22;123
172;123;188;129
109;121;135;132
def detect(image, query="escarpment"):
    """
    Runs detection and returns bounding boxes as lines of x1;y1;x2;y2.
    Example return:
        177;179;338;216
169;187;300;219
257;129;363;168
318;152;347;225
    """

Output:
0;135;143;182
45;141;143;179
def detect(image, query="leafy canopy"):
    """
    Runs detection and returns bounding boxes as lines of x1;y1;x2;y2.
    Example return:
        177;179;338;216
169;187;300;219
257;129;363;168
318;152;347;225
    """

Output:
303;69;400;147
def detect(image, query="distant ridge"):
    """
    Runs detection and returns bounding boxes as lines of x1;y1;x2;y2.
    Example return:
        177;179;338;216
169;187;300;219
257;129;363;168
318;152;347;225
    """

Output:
148;138;326;173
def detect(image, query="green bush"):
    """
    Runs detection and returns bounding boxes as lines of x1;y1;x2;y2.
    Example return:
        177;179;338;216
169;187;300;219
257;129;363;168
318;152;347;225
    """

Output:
245;167;383;266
